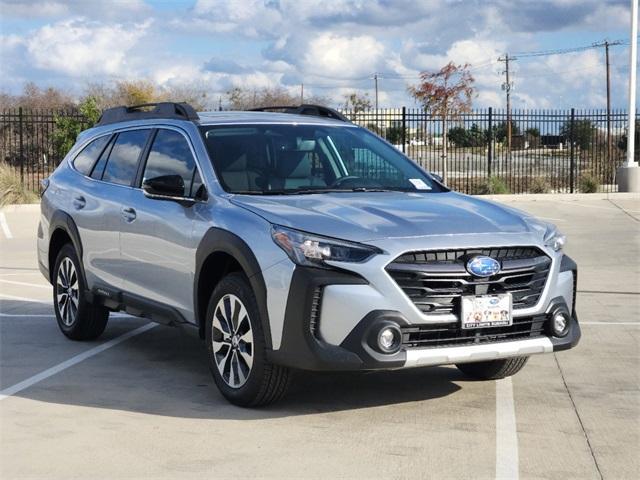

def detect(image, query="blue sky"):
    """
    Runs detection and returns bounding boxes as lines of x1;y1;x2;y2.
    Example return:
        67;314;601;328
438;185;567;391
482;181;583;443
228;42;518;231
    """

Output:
0;0;635;109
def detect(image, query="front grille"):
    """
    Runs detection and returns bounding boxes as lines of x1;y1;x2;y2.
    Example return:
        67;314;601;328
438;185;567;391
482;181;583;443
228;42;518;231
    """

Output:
386;247;552;316
401;314;548;349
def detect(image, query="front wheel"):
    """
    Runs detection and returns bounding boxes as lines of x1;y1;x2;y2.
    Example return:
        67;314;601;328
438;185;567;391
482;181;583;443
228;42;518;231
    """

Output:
53;243;109;340
205;272;290;407
456;356;529;380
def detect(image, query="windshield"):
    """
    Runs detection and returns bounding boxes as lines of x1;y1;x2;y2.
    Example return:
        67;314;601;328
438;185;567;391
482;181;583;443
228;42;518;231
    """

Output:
199;124;445;194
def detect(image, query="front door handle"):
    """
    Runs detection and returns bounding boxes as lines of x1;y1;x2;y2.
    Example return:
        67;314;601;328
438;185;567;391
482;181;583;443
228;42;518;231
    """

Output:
121;207;137;222
73;195;86;210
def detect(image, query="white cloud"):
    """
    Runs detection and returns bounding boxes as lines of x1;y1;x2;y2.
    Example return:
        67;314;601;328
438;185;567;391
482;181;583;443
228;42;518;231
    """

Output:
25;18;151;77
303;33;385;79
0;0;151;20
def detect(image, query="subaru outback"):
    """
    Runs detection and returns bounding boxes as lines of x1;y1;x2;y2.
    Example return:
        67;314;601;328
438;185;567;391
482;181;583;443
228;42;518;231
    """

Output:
38;102;580;406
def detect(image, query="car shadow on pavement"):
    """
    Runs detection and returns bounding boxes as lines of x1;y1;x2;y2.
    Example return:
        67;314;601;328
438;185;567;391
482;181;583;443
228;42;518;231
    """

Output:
4;306;465;420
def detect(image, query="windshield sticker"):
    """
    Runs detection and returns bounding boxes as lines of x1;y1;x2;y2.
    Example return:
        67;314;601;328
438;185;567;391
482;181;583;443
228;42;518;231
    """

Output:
409;178;431;190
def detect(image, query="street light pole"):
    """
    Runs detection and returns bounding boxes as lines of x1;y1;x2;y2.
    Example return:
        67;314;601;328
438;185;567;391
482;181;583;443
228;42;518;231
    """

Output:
625;0;637;168
617;0;639;191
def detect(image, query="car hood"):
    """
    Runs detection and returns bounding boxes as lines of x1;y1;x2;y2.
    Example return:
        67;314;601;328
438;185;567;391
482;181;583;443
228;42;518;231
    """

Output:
230;191;546;242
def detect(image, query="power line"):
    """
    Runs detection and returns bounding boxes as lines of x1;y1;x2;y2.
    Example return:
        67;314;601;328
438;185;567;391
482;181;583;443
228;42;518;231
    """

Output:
510;39;628;59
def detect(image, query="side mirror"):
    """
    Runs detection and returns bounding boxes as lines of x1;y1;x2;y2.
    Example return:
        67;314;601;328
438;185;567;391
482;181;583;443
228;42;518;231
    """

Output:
142;175;186;199
431;173;443;183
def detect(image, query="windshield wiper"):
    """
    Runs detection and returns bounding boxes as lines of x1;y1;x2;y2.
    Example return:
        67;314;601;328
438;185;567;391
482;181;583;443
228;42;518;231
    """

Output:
231;187;417;196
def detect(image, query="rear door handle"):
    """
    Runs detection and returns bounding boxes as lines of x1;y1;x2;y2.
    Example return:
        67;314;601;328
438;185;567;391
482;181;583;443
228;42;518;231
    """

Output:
121;207;137;222
73;195;86;209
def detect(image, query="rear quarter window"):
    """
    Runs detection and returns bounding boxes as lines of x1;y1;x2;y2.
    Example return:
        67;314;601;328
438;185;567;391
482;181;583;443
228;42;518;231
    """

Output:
101;129;151;186
72;135;110;176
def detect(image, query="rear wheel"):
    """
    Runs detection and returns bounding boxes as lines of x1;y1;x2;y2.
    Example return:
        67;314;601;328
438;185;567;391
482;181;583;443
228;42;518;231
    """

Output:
456;356;529;380
206;272;290;407
53;244;109;340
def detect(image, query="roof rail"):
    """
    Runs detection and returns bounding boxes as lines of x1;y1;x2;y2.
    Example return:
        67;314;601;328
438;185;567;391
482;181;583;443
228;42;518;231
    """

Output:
96;102;200;126
249;104;350;122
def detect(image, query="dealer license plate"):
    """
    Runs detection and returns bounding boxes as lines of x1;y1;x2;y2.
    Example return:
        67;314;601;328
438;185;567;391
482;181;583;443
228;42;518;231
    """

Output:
461;294;512;329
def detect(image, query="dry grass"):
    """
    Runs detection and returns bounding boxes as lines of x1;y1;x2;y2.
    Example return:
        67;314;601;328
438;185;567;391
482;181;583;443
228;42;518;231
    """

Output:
0;163;39;207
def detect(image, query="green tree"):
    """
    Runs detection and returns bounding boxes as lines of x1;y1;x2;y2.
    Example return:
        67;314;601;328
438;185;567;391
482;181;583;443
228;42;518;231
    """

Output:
448;123;486;147
494;121;520;143
561;119;595;150
52;97;101;161
385;122;406;144
525;127;540;137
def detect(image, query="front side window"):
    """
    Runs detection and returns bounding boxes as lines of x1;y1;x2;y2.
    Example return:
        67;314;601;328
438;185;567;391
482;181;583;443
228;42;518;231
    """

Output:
102;129;150;186
199;124;444;194
73;135;110;176
142;129;198;197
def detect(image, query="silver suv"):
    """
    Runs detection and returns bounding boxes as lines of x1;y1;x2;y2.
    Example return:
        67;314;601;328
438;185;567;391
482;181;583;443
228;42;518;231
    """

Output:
38;102;580;406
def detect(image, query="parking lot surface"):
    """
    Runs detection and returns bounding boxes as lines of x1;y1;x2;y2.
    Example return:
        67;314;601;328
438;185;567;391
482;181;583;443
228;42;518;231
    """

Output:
0;195;638;479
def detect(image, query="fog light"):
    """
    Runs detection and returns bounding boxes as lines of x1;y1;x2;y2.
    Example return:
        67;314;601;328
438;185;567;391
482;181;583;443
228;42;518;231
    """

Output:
552;312;570;337
377;326;401;353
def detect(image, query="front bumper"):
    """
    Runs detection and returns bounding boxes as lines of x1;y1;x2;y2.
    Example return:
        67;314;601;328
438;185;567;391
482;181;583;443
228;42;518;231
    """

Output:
268;261;580;371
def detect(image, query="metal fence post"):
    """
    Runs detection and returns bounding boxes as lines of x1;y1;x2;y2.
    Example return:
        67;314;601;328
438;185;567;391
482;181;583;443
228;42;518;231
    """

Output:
401;106;407;153
18;107;24;184
487;107;493;178
569;108;575;193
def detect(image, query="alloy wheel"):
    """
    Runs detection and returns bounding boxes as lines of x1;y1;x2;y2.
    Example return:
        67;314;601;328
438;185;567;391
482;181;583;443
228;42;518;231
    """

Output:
211;294;254;388
56;257;79;327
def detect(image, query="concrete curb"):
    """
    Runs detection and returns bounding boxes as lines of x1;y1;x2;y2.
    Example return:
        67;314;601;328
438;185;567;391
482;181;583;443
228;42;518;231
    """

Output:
1;203;41;213
474;192;640;202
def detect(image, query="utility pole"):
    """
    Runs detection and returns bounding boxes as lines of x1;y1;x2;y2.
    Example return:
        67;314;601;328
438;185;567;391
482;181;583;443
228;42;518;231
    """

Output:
373;73;379;111
373;73;379;128
300;83;304;104
605;41;612;163
498;54;515;159
593;39;623;161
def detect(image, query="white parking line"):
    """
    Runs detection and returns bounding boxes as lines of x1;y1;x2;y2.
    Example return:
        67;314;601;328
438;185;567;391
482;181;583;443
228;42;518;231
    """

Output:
0;293;49;304
581;321;640;325
496;377;519;480
0;272;42;276
0;323;157;401
0;312;133;318
0;279;50;289
0;212;13;239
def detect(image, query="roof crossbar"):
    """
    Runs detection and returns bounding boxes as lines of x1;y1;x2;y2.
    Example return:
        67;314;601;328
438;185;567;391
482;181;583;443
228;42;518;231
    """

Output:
96;102;200;126
249;104;350;122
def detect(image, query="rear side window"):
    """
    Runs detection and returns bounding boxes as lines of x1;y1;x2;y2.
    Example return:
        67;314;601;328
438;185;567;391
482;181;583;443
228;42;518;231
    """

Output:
90;135;115;180
73;135;110;176
142;129;198;196
102;129;150;186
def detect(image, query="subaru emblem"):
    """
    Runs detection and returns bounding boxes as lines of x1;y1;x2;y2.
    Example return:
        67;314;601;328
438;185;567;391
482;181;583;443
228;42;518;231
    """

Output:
466;256;501;277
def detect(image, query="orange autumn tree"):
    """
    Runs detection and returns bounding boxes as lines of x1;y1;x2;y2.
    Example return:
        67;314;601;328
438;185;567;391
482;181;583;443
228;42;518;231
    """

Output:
409;62;475;184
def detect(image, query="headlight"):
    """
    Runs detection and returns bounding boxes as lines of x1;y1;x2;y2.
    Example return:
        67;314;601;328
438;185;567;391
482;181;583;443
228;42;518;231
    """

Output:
544;226;566;251
271;225;381;268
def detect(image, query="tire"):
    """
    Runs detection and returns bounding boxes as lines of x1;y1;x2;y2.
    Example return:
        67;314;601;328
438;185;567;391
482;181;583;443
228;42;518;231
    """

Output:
456;356;529;380
205;272;290;407
52;243;109;341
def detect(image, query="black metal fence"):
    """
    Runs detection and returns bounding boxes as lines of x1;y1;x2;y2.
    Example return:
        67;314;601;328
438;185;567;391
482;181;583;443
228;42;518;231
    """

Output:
342;108;636;194
1;107;636;194
0;108;89;192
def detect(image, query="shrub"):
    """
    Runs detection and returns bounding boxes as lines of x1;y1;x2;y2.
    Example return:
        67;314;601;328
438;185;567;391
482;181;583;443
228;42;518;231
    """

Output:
52;96;101;159
578;172;599;193
0;164;39;206
528;177;551;194
471;176;511;195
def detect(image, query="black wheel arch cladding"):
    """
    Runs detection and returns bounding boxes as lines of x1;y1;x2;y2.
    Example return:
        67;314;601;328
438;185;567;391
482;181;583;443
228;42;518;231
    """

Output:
194;227;272;347
48;210;87;286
